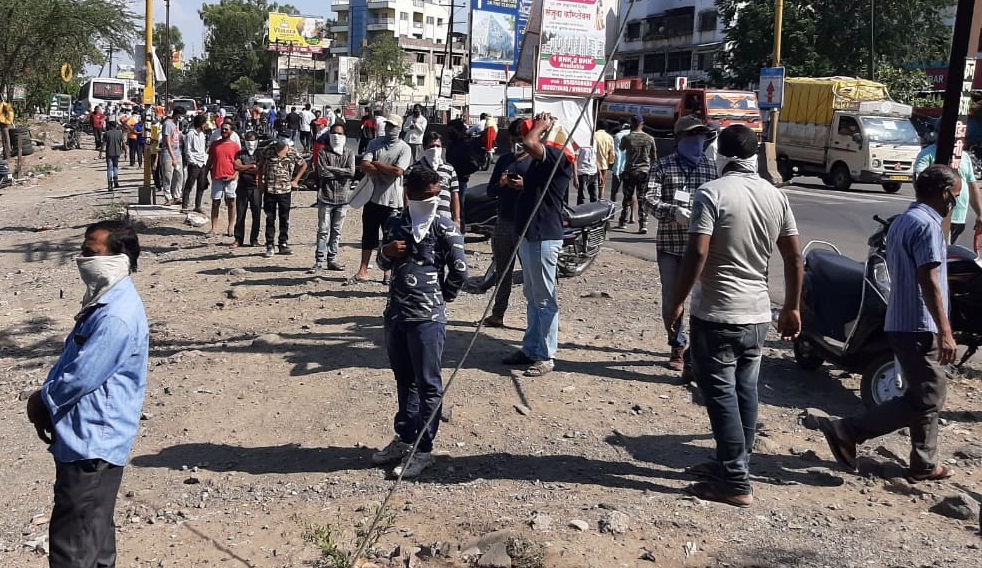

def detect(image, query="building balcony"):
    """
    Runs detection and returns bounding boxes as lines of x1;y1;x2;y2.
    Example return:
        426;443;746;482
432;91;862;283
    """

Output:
332;0;349;11
367;0;397;9
413;21;423;30
330;43;350;54
367;18;397;31
331;23;349;33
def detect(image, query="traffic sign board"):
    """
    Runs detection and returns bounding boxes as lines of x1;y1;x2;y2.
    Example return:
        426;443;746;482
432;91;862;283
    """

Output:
759;67;785;110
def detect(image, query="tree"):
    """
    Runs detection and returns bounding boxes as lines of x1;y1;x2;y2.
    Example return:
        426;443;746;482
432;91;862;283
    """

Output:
0;0;137;103
714;0;953;88
874;62;939;107
361;35;411;106
154;24;185;72
198;0;297;103
230;76;261;102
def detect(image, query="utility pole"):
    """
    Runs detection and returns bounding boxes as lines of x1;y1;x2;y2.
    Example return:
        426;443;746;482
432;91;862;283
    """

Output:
869;0;875;79
140;0;154;205
107;44;114;78
768;0;783;144
165;0;171;107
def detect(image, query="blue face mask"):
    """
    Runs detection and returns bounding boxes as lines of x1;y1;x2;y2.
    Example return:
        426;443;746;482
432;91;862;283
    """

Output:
676;135;706;166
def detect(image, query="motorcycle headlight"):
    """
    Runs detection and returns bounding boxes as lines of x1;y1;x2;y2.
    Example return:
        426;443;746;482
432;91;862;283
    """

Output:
872;260;891;296
871;159;881;169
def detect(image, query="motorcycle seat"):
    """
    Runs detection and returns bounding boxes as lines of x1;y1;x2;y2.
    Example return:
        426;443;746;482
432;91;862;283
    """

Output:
805;249;864;342
565;201;611;228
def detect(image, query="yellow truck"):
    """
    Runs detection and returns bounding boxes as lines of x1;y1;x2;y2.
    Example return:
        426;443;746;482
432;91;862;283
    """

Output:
776;77;921;193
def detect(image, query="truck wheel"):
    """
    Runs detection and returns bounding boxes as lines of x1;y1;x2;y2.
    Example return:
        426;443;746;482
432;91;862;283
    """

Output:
882;182;901;193
830;164;852;191
860;354;906;409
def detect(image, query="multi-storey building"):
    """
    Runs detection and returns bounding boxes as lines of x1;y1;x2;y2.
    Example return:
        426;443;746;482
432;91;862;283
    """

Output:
615;0;724;86
329;0;467;104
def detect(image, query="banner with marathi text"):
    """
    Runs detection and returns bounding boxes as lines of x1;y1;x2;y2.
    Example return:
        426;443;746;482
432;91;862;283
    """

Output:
536;0;608;96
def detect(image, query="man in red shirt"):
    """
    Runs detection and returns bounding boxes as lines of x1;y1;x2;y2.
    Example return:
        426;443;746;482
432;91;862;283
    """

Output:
204;124;240;238
91;105;107;158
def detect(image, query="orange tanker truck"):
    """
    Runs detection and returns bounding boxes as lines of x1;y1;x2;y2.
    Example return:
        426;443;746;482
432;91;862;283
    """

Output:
597;83;763;136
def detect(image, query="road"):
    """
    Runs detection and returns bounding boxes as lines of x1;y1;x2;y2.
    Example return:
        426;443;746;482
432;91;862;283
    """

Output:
467;168;913;304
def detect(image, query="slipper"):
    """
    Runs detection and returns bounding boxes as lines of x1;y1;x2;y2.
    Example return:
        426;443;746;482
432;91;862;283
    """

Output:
203;232;217;238
908;464;953;482
816;416;857;472
523;360;554;377
684;481;753;508
502;351;535;365
344;275;371;286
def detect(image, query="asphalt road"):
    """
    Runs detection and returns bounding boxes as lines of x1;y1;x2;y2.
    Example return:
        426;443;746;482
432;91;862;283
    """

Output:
466;168;913;305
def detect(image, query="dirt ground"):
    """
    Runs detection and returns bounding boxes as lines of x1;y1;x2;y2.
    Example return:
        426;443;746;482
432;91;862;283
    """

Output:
2;133;982;568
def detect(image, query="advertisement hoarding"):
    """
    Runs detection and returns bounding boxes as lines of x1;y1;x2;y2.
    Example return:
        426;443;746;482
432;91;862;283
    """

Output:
337;56;357;94
535;0;608;96
267;13;327;54
470;0;531;84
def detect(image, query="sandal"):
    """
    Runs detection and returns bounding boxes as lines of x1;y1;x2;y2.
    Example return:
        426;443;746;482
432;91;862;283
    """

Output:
203;232;217;238
817;417;857;472
908;464;954;482
502;351;535;365
684;481;753;508
524;360;554;377
343;274;371;286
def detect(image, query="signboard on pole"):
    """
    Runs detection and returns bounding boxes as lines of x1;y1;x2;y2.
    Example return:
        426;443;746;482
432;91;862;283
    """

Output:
267;13;328;54
758;67;785;110
470;0;530;84
337;56;357;94
535;0;609;96
439;68;454;98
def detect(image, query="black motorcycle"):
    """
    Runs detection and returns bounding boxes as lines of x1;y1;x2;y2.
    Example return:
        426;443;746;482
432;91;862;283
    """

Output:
463;184;615;292
794;215;982;408
63;118;82;151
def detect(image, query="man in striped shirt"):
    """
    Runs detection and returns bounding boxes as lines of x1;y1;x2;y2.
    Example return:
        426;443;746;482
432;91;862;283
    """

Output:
412;132;461;228
819;164;961;482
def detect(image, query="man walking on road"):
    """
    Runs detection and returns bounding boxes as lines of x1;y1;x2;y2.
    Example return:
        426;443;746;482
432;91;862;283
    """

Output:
644;115;718;373
611;123;630;203
103;121;125;190
403;104;428;162
594;126;615;199
618;114;656;233
258;137;307;257
818;164;961;483
26;220;149;568
91;105;106;158
160;106;186;206
501;115;574;377
287;107;301;145
233;132;262;248
666;125;803;507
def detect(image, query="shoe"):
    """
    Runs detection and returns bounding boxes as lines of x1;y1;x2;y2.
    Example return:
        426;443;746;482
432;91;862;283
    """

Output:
249;241;259;248
371;437;411;465
483;315;505;328
638;226;648;235
503;350;535;365
393;452;435;479
327;261;345;271
684;460;722;480
264;246;275;258
616;221;627;229
668;347;685;372
114;180;120;188
816;416;857;472
685;481;753;508
307;263;323;274
278;244;293;255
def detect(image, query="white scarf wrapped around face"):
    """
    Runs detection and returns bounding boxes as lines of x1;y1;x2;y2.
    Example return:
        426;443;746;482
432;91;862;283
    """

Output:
715;153;758;176
76;254;130;310
408;196;441;243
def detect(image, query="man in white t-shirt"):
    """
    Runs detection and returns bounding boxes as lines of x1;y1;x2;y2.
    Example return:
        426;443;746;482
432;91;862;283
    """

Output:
325;107;336;127
299;104;316;152
402;104;428;162
664;124;803;507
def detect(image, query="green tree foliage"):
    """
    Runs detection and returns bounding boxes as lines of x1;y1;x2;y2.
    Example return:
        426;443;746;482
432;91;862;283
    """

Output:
714;0;953;87
154;24;185;73
361;35;411;106
0;0;137;104
874;62;938;106
198;0;297;103
230;76;261;102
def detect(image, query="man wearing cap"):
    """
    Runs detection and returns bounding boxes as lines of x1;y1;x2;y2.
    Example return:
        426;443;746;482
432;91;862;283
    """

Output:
348;114;412;284
664;124;802;507
644;115;718;374
618;114;657;233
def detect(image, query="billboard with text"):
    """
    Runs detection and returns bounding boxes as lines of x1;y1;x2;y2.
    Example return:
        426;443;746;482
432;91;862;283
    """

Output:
470;0;531;83
267;13;327;53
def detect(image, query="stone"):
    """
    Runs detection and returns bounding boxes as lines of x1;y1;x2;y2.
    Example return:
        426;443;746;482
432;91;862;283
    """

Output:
930;494;979;521
801;408;830;430
580;291;612;299
568;519;590;532
639;550;657;562
599;510;629;535
954;443;982;460
227;268;246;276
477;542;512;568
251;334;283;347
529;512;553;531
227;288;242;300
462;530;515;555
514;404;531;416
753;436;781;455
18;388;35;401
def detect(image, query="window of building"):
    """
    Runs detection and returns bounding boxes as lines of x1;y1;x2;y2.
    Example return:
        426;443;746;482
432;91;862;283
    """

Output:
426;16;434;25
622;57;639;76
416;75;425;86
699;11;717;32
625;21;641;41
400;11;408;21
696;51;716;70
436;54;446;65
415;52;425;63
667;51;692;72
437;18;444;26
451;55;462;66
643;53;663;74
436;38;443;44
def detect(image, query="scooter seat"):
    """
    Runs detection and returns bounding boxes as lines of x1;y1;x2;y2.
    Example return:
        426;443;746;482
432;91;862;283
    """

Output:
565;201;612;228
805;249;865;342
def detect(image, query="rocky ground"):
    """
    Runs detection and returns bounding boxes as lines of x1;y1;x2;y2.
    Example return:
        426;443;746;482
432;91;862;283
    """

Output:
2;132;982;568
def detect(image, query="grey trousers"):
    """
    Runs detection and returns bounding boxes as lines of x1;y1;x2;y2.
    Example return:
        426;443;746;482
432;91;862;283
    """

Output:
49;459;124;568
491;217;521;318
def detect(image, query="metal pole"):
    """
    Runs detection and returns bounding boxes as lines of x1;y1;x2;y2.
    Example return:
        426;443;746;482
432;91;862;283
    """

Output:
768;0;783;144
140;0;154;205
870;0;875;79
165;0;171;108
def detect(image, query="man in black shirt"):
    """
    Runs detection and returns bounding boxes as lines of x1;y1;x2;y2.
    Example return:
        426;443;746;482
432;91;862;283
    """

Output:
501;114;573;377
232;132;262;248
103;121;125;190
286;107;301;144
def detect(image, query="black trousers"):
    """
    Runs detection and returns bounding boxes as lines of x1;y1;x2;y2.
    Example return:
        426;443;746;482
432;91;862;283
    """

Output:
181;163;208;211
234;182;262;245
264;191;292;247
49;459;124;568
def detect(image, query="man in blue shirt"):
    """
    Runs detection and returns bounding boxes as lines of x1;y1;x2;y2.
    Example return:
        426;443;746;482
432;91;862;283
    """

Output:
819;164;960;481
370;167;468;479
26;220;149;568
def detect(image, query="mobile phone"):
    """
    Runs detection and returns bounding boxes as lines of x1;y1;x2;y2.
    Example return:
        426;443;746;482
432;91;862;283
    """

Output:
507;173;520;180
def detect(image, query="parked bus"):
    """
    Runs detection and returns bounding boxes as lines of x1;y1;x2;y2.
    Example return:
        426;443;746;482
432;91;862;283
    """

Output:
78;78;128;111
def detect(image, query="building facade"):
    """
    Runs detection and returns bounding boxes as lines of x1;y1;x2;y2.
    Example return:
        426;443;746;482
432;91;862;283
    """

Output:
615;0;724;87
329;0;467;105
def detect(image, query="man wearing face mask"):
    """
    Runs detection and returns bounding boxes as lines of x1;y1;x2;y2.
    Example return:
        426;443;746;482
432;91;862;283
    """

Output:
403;104;428;162
349;114;412;284
818;165;960;485
26;220;149;568
665;125;802;507
312;123;356;272
644;115;718;374
413;131;460;227
233;132;263;248
371;167;467;478
257;136;308;257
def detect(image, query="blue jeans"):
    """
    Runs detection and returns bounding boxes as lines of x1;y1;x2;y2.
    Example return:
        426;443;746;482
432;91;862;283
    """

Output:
689;316;769;495
519;239;561;362
657;250;687;350
385;319;446;453
105;156;119;184
315;203;348;264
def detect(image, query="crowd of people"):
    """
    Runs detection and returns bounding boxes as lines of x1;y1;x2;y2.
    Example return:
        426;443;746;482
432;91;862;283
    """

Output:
21;102;976;565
